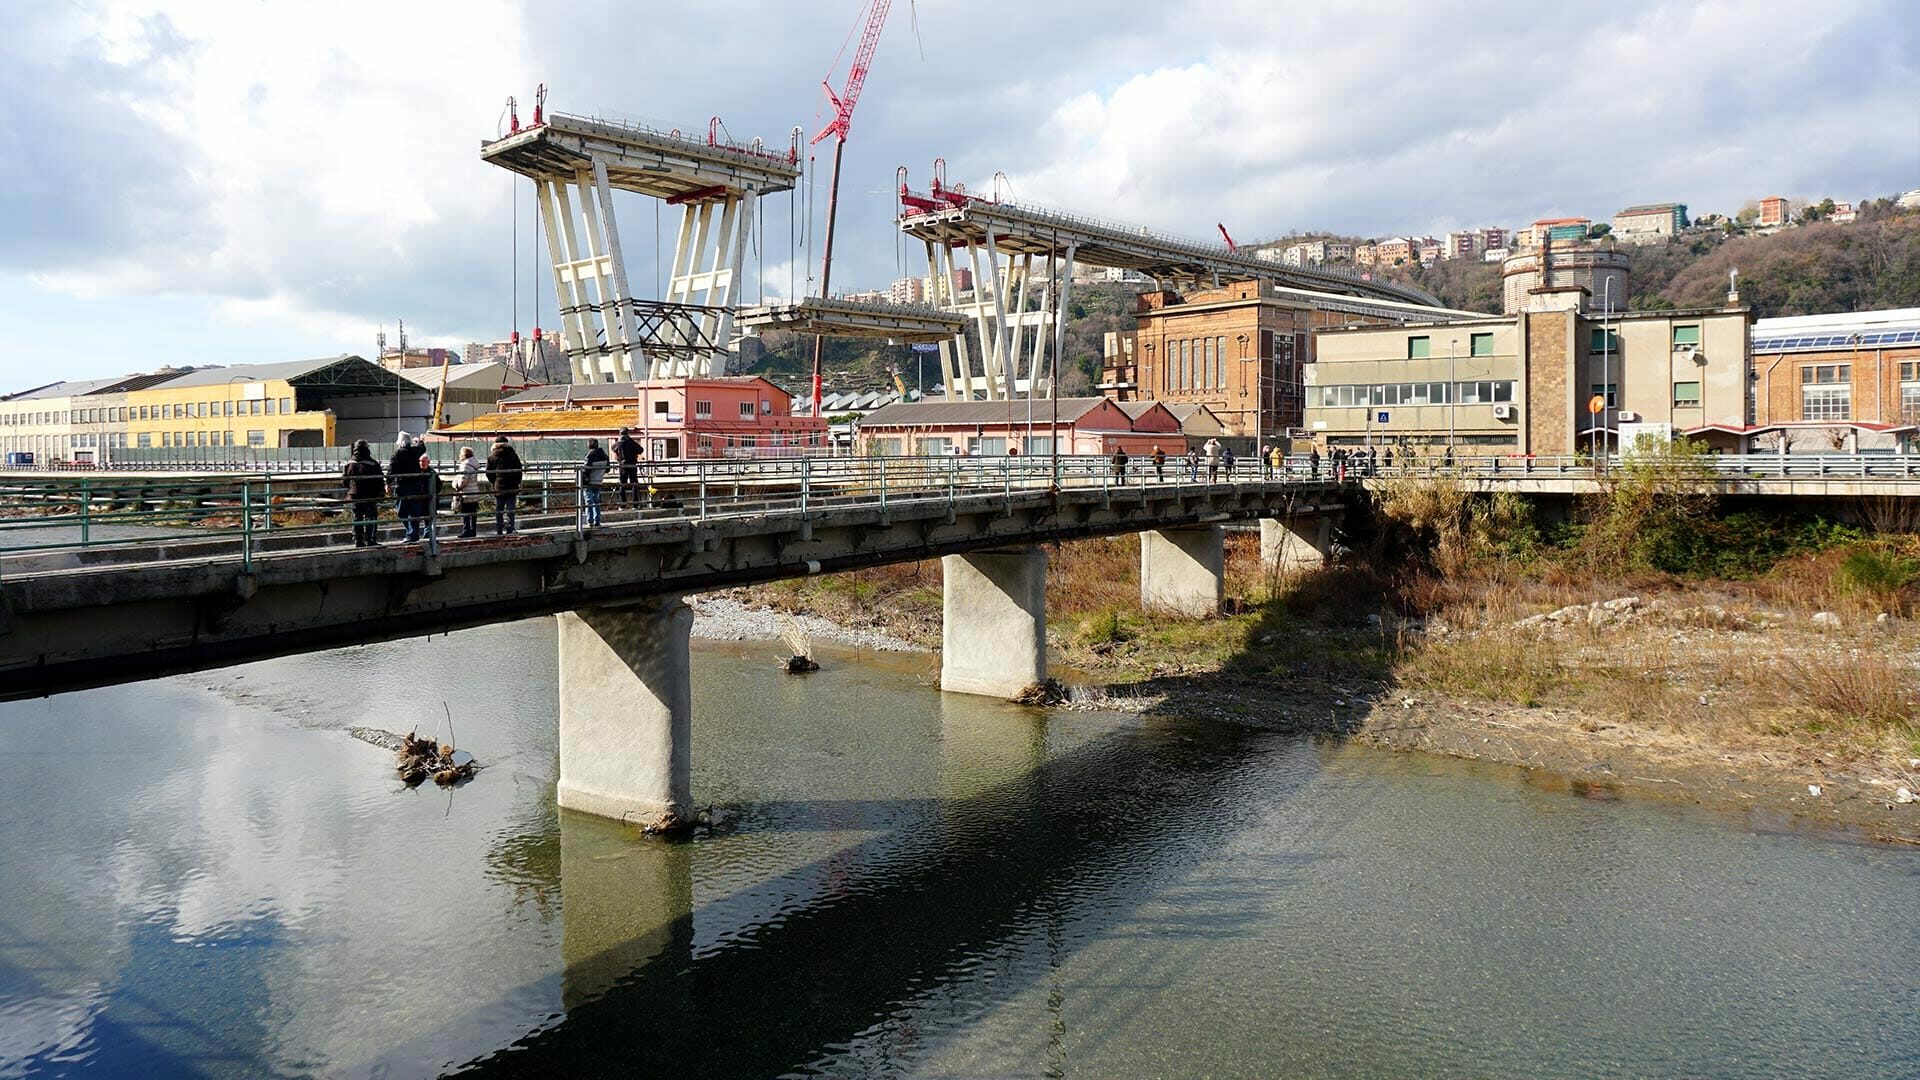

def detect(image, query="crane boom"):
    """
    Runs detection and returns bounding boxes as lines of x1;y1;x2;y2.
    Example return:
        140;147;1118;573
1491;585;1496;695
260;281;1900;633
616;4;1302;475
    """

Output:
812;0;894;145
807;0;894;422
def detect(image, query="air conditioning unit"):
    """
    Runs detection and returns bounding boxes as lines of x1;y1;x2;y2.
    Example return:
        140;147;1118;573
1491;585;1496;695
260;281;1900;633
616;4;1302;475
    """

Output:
1617;410;1639;422
1491;403;1515;420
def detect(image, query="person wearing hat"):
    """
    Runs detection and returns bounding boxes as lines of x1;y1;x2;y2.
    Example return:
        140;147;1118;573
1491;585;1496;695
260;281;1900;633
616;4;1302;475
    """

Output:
340;440;384;546
485;435;524;535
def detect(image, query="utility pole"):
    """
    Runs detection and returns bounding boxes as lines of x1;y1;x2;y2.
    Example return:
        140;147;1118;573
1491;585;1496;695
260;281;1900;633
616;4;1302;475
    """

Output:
1448;336;1458;456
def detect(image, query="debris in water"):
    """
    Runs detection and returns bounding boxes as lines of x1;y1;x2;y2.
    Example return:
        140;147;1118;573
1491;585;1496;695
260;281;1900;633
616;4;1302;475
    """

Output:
1011;679;1068;706
396;728;476;787
780;616;819;674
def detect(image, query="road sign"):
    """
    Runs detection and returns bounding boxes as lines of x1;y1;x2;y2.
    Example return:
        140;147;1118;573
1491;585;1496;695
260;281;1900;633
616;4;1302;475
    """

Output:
910;342;940;353
1377;411;1389;423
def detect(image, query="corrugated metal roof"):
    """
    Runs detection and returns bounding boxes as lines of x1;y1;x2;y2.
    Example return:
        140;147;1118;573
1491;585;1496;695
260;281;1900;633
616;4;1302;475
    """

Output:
504;376;780;405
860;397;1113;427
436;409;634;434
149;354;381;389
398;361;539;390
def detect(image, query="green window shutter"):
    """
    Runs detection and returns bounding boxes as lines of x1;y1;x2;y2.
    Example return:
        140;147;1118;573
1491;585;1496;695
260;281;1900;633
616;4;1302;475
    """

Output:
1470;333;1493;357
1407;336;1431;360
1672;325;1701;346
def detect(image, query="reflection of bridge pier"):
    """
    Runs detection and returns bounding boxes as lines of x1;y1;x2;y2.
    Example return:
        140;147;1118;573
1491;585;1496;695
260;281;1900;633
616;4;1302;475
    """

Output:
558;810;693;1010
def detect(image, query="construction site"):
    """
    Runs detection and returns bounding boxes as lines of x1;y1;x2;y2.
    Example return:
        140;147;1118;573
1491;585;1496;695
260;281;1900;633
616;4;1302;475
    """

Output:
446;0;1482;457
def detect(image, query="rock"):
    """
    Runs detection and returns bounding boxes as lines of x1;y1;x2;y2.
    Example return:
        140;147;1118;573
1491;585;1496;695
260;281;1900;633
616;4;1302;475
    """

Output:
1807;784;1823;797
1876;613;1891;625
1586;606;1613;628
1812;611;1842;629
1896;787;1915;805
1514;613;1552;629
1601;596;1641;613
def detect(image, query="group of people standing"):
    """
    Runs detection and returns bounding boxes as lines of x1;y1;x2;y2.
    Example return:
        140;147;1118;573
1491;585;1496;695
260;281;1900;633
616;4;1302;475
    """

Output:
342;429;633;547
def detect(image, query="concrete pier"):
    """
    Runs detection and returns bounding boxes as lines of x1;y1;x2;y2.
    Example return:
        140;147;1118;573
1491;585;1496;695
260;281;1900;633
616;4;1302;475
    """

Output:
1260;516;1333;574
556;597;693;829
1140;526;1224;616
941;547;1047;698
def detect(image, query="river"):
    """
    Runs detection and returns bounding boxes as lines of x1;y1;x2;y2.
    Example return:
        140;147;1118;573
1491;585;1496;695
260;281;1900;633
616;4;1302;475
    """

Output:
0;617;1915;1078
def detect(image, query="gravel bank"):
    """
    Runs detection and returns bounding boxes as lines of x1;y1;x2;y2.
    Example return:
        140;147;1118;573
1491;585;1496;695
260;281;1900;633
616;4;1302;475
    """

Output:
689;595;923;653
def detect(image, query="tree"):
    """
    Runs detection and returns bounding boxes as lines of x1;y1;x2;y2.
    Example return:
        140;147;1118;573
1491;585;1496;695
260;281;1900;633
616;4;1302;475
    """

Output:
1588;223;1613;239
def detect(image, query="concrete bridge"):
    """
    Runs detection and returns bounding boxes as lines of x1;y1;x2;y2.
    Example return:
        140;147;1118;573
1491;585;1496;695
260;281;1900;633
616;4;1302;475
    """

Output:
0;459;1343;829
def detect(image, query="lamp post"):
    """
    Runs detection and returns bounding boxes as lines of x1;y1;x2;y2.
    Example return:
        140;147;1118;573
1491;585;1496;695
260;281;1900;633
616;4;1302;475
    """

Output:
1448;337;1459;455
226;376;254;458
1602;276;1613;469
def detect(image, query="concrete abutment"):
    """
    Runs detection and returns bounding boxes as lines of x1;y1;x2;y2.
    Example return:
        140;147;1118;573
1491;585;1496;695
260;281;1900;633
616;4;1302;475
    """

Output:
1140;526;1225;616
1260;516;1334;574
940;547;1047;698
557;597;693;830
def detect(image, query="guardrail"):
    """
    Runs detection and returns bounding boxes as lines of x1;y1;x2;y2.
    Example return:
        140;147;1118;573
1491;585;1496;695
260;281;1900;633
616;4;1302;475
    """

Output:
0;454;1328;575
1331;452;1920;481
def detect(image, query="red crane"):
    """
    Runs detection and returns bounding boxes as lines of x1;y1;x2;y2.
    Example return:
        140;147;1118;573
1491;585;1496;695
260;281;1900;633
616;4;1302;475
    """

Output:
1217;223;1238;253
808;0;893;422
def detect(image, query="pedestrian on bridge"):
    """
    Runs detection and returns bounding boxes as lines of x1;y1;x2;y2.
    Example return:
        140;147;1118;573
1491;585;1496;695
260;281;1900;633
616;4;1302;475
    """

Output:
486;436;523;535
1309;446;1321;480
1221;445;1236;478
341;440;383;547
452;446;483;539
1151;445;1166;482
614;427;643;508
1110;446;1129;482
581;439;609;529
1203;437;1222;483
388;434;428;543
1186;446;1201;482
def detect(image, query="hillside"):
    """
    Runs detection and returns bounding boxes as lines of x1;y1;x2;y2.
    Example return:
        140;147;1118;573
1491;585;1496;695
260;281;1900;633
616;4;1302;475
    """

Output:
1390;201;1920;317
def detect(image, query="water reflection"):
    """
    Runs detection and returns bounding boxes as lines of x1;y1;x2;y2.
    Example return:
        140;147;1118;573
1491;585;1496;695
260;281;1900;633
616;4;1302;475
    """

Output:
0;621;1916;1079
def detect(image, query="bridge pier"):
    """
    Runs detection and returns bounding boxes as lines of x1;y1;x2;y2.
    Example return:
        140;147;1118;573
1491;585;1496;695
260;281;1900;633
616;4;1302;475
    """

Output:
1139;526;1224;616
941;547;1047;698
1260;516;1333;574
556;597;693;830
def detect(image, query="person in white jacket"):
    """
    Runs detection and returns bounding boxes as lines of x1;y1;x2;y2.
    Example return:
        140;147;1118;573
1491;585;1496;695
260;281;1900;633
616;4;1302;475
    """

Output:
452;446;484;538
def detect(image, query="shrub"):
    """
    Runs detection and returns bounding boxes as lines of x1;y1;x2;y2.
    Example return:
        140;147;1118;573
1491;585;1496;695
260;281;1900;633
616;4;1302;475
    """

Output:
1833;546;1919;609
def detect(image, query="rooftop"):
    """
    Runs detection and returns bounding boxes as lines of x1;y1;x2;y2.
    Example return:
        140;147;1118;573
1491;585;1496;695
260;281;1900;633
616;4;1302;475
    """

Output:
861;397;1115;427
1752;307;1920;352
1616;203;1685;215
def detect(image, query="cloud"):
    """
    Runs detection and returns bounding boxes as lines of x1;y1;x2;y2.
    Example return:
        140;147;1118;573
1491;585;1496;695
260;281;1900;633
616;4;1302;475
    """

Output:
0;0;1915;381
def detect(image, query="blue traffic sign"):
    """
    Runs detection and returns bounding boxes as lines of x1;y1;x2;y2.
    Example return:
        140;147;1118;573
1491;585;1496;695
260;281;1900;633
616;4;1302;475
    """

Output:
1377;411;1389;423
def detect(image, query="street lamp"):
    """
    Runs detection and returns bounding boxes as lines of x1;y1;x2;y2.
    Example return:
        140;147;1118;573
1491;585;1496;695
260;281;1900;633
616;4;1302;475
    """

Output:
1448;337;1459;457
1235;333;1255;454
1602;276;1614;469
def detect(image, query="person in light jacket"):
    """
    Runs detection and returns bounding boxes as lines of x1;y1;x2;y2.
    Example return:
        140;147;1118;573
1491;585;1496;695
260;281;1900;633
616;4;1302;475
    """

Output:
580;438;610;528
1203;437;1222;483
452;446;483;538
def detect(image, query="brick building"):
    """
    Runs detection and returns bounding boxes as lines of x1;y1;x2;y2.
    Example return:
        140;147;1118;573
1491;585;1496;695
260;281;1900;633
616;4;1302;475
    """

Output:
1757;196;1790;227
1099;279;1396;445
1744;309;1920;452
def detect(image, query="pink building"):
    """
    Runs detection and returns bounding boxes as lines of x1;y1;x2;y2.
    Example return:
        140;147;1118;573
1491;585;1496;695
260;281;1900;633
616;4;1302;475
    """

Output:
855;397;1185;456
433;376;825;458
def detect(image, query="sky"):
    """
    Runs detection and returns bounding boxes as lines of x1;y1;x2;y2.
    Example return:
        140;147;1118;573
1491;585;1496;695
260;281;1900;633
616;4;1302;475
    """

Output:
2;0;1917;389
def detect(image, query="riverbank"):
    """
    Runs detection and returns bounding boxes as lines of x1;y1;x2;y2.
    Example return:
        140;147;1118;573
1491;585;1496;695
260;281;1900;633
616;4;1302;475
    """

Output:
723;530;1920;845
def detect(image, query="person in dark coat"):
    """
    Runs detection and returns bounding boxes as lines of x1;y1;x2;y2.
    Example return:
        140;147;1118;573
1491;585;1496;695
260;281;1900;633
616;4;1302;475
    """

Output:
1110;446;1129;481
580;438;610;528
614;428;643;508
485;436;524;535
341;440;384;547
387;434;426;543
1309;446;1321;479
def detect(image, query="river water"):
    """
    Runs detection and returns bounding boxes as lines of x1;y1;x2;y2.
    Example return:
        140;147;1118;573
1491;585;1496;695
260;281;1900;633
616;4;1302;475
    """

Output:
1;618;1915;1078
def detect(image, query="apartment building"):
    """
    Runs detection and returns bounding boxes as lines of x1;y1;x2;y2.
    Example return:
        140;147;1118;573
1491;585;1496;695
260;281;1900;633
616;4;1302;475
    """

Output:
1373;238;1415;266
1523;218;1591;248
889;276;928;304
1757;196;1790;227
1444;231;1480;261
1611;203;1689;245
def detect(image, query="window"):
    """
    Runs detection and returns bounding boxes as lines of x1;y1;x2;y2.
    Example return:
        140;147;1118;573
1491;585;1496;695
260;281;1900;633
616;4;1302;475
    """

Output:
1801;364;1851;420
1590;383;1618;408
739;401;756;419
249;400;261;416
279;398;291;414
1470;332;1494;357
653;400;669;414
222;401;233;416
1672;381;1702;406
1672;324;1701;347
1179;339;1191;389
694;400;713;418
248;430;266;447
264;398;276;415
919;436;951;455
160;432;171;448
1216;335;1228;388
1202;338;1216;389
1407;336;1431;360
762;398;772;414
1588;328;1619;353
1902;362;1920;420
137;433;151;448
195;402;206;418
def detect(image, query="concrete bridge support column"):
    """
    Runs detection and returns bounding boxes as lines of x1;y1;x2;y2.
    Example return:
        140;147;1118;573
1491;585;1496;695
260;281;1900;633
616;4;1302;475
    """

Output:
941;547;1047;698
1260;516;1333;574
556;596;693;830
1140;526;1224;616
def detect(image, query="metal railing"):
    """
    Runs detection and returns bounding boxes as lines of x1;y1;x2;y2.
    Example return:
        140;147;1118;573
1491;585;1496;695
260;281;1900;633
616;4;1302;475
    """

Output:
1324;452;1920;481
0;455;1325;575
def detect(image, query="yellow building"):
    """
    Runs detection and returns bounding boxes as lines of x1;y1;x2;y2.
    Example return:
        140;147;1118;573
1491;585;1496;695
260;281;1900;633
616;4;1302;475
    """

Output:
124;355;432;450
